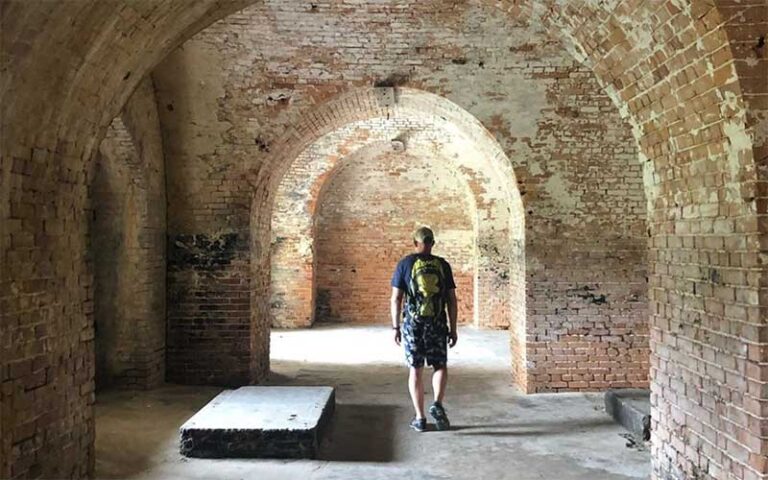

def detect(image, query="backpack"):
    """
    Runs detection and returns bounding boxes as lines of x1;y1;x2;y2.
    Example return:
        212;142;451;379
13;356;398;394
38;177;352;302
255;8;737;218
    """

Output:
407;256;446;321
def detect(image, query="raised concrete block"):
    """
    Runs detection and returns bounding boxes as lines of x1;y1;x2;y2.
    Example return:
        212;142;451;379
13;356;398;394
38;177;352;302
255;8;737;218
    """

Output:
180;386;335;458
605;389;650;441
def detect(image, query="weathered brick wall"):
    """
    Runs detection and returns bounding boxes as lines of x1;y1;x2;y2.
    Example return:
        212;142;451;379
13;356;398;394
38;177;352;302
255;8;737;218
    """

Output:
717;19;768;480
717;0;767;165
155;1;648;397
521;68;649;391
92;119;138;386
268;106;514;330
723;4;768;477
157;86;255;386
314;149;475;325
91;78;167;390
152;26;266;387
1;2;251;476
2;1;765;479
547;2;767;479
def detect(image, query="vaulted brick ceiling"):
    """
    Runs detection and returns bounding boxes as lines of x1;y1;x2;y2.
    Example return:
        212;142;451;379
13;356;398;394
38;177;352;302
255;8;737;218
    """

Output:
2;1;765;479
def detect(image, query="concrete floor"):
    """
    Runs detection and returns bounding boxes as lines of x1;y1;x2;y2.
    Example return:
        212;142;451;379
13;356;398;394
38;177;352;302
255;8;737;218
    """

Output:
95;325;650;479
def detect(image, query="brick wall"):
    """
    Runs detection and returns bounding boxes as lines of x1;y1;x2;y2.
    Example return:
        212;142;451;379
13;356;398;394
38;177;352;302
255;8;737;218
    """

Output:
521;67;649;392
546;2;767;478
1;2;251;476
155;47;259;386
156;0;648;395
268;104;515;331
91;78;166;390
314;149;475;325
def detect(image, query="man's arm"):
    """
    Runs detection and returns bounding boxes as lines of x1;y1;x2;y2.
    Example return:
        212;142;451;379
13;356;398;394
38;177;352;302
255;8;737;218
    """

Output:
447;288;458;347
391;287;404;345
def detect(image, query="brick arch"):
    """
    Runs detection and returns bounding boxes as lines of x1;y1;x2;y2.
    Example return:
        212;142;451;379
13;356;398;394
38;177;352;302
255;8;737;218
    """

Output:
2;2;764;479
265;88;524;342
298;141;479;327
270;118;520;331
271;140;479;329
537;5;764;479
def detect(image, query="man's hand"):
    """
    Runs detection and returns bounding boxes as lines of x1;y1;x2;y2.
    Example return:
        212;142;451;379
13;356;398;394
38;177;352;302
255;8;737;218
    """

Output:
448;330;458;348
394;327;401;346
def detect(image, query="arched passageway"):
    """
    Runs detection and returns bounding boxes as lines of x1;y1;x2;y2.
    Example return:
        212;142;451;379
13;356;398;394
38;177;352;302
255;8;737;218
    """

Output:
282;143;476;327
263;83;645;394
2;2;765;479
268;88;522;334
90;78;167;391
306;146;478;326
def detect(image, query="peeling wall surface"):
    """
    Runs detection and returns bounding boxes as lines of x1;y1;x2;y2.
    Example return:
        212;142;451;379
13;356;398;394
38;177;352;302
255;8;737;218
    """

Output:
2;1;766;479
154;1;648;396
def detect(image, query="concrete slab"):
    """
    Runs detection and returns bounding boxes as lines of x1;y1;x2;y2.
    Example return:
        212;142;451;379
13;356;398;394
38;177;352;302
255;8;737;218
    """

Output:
179;386;335;459
605;389;651;441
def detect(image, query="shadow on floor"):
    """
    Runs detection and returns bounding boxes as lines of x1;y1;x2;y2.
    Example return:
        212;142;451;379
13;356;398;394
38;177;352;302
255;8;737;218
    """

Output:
319;403;398;462
95;384;223;479
450;416;615;436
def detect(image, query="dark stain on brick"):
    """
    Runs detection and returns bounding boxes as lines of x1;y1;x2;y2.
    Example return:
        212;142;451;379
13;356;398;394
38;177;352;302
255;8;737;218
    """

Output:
509;43;535;53
168;233;242;271
255;137;271;152
315;288;332;320
568;285;607;305
709;268;720;284
373;73;409;88
583;293;607;305
270;296;285;310
451;57;467;65
556;106;579;118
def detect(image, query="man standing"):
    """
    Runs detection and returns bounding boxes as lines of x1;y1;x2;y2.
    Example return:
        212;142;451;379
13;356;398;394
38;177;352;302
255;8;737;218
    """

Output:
390;226;458;432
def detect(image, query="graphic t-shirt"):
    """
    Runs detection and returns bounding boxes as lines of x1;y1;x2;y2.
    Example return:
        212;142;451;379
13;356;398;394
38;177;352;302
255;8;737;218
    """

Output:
391;253;456;323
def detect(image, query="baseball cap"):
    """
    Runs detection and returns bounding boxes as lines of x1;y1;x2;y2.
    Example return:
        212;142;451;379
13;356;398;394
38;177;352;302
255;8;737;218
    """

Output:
413;226;435;244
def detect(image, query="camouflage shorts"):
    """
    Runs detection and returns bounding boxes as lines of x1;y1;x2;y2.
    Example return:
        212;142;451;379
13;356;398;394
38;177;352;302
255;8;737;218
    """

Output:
402;318;448;368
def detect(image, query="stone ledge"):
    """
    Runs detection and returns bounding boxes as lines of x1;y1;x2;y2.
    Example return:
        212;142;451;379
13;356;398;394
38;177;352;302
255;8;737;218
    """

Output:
180;386;335;458
604;389;651;441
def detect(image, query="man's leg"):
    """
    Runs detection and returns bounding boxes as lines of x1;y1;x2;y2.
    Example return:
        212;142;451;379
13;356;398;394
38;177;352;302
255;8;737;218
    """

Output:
432;365;447;404
409;366;426;419
426;321;451;430
428;365;450;430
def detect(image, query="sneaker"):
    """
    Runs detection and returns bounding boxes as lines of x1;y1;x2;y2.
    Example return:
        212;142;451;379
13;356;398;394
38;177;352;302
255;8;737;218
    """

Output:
409;416;427;432
429;402;451;431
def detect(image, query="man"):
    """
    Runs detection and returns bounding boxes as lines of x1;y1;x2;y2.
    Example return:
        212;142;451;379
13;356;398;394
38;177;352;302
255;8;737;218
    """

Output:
390;226;458;432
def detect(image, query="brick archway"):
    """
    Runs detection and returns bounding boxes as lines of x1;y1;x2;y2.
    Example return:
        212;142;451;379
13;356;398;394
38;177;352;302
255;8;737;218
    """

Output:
310;143;478;326
267;88;523;336
2;2;764;479
271;141;481;329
